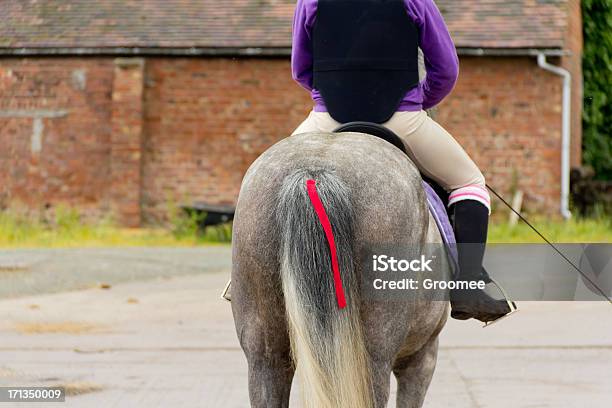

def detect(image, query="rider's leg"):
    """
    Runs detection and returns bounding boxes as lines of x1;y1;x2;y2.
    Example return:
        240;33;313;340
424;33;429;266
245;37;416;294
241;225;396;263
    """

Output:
383;111;511;322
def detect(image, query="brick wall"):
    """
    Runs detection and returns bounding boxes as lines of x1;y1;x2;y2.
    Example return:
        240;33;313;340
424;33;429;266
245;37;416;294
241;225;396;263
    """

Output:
0;58;114;218
141;58;310;224
110;58;145;227
0;55;568;225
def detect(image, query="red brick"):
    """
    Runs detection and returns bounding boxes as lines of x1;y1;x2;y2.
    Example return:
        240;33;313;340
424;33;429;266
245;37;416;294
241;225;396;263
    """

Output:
1;55;578;225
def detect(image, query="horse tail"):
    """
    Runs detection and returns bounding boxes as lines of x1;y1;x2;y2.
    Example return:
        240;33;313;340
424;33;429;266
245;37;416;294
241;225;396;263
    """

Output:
277;169;373;408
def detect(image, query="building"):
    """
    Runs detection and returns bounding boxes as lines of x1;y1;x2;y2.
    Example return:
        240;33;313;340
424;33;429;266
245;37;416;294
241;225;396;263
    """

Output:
0;0;582;226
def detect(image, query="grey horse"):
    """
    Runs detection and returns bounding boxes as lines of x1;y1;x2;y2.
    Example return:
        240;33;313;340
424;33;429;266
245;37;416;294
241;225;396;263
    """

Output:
231;130;450;408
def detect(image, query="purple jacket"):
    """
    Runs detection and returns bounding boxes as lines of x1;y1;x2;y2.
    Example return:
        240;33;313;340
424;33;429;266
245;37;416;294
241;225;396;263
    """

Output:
291;0;459;112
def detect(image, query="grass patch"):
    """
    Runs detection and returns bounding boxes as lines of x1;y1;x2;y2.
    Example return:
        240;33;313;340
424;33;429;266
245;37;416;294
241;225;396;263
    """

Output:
488;216;611;243
0;206;231;248
0;206;609;248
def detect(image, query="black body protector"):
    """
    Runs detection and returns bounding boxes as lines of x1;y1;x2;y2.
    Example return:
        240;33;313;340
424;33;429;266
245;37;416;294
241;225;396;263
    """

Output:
312;0;420;124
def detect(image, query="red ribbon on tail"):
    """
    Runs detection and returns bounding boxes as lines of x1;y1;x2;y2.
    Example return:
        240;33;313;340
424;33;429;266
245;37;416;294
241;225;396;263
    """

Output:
306;179;347;309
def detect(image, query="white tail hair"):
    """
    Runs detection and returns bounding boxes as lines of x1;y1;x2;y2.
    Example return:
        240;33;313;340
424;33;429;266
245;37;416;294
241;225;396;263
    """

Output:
277;169;373;408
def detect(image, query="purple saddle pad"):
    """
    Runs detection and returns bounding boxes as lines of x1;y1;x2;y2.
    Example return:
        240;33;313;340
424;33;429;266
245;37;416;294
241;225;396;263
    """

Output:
422;181;458;271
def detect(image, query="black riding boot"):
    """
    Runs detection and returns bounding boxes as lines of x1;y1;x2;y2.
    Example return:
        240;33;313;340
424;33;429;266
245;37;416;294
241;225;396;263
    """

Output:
449;200;511;322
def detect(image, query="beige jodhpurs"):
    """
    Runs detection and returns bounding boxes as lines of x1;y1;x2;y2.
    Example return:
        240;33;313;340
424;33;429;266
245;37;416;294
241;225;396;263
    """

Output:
292;110;485;193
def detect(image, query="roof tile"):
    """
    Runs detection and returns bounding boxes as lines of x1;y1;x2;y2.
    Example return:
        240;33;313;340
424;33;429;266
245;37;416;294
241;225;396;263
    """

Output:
0;1;569;50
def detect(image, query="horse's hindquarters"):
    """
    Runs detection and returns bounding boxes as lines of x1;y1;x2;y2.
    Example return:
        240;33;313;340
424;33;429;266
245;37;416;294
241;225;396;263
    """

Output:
231;132;449;408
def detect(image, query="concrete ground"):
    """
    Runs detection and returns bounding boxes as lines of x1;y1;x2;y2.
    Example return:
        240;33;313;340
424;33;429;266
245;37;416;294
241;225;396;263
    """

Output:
0;247;610;407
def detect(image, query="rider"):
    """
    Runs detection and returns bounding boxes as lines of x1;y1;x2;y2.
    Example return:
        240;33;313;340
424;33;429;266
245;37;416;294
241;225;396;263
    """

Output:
291;0;512;322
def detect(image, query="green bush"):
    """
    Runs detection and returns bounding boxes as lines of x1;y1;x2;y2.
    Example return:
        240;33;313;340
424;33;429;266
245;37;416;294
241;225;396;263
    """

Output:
582;0;612;180
166;201;232;243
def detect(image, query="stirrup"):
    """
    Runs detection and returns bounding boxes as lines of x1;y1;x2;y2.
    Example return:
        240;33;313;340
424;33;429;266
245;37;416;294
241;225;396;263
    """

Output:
482;277;518;328
221;280;232;302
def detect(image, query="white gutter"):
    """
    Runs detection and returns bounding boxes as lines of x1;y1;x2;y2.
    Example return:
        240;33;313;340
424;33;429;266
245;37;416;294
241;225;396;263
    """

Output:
537;53;572;219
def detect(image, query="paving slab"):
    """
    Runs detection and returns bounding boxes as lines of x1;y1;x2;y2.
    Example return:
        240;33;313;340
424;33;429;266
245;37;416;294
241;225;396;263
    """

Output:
0;248;610;407
0;247;232;298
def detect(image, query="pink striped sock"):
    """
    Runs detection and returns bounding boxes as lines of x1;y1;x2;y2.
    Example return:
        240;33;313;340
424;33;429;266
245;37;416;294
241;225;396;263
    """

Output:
448;185;491;214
